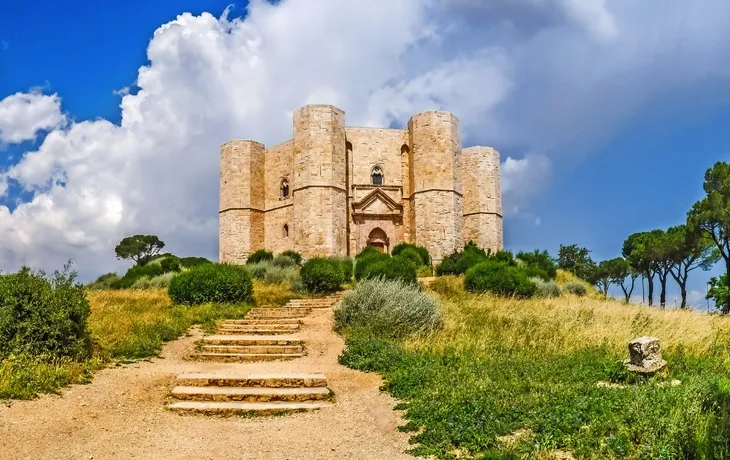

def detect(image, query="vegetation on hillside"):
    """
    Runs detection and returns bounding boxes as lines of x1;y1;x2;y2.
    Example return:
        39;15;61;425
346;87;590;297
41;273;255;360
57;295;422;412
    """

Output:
337;275;730;459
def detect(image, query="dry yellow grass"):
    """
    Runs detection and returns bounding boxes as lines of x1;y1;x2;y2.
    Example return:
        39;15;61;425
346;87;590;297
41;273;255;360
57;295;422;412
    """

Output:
252;280;300;306
423;276;730;356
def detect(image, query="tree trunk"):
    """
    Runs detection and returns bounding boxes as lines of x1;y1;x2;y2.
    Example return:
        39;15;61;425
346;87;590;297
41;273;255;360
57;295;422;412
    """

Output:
660;273;667;308
647;274;654;306
725;258;730;314
680;285;687;309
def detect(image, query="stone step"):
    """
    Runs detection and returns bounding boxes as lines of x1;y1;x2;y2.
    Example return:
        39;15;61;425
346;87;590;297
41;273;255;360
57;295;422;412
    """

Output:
216;327;299;336
192;352;303;362
201;345;303;354
167;401;331;416
247;307;311;317
171;386;330;402
176;372;328;388
217;323;300;331
218;318;302;325
203;335;301;346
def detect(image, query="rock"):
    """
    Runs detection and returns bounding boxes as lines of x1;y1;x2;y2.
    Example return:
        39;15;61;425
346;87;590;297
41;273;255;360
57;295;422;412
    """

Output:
624;336;667;375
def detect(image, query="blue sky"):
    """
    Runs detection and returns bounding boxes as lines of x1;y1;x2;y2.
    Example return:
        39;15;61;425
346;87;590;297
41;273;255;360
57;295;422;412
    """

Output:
1;0;730;307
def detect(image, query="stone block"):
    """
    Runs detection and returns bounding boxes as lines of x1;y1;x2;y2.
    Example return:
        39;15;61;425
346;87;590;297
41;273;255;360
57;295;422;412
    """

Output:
624;336;667;375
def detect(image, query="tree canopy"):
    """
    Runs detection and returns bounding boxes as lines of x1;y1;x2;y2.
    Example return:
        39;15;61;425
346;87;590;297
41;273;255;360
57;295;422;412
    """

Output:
114;235;165;266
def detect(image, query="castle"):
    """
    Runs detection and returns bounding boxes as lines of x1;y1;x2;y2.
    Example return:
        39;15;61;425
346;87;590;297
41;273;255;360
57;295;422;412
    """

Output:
219;104;503;264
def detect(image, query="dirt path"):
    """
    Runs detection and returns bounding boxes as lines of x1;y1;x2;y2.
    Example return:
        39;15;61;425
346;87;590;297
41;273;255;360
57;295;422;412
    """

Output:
0;308;416;460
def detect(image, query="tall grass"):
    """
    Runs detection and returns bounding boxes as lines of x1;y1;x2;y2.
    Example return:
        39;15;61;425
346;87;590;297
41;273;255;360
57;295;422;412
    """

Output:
339;276;730;458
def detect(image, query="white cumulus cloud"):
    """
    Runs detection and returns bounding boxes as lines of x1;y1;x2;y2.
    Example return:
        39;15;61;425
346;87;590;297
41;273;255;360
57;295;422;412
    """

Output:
0;91;66;144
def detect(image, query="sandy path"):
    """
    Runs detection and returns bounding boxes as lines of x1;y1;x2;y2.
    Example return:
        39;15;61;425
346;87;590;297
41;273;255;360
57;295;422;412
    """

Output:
0;308;417;460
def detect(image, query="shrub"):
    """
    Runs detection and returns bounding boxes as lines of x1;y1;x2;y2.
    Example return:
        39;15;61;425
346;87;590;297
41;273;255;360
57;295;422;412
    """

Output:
160;256;182;273
489;249;515;265
179;257;212;268
300;258;344;293
331;256;354;282
362;255;418;285
399;247;425;267
522;264;550;281
130;272;176;289
464;260;536;298
110;263;164;289
264;266;299;285
354;251;390;281
334;278;442;338
0;265;92;360
168;263;253;305
355;246;381;260
436;255;459;276
562;281;588;297
247;249;273;264
86;272;120;290
246;262;269;280
517;249;558;279
464;241;488;258
392;243;430;266
271;255;297;268
455;250;488;274
531;277;561;298
280;250;303;265
417;265;432;278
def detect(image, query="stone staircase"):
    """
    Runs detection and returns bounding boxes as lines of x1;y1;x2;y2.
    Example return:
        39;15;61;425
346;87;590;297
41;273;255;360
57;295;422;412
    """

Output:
168;292;346;416
167;373;333;415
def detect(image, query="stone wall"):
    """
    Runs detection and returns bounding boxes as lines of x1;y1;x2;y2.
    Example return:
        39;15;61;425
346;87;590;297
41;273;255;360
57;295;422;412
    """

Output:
292;105;347;258
408;111;463;261
264;139;294;254
219;140;265;263
461;146;503;252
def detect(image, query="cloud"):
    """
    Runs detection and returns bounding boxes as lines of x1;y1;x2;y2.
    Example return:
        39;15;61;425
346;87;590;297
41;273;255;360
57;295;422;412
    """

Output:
2;0;730;279
0;91;66;145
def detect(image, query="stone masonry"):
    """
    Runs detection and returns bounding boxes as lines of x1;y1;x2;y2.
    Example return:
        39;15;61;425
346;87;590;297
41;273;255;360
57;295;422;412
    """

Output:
219;104;503;263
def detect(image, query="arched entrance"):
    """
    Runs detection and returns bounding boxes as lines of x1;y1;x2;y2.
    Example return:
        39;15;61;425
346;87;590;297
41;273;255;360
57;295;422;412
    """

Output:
367;227;389;253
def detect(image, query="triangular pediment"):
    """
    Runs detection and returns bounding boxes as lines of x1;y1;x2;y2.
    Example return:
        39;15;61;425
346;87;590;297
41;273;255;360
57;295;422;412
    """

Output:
352;188;403;215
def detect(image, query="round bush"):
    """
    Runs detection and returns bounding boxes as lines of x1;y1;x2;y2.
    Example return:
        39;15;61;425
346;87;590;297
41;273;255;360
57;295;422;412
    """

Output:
354;251;390;280
362;255;417;285
464;260;537;298
280;250;303;265
392;243;430;266
300;258;344;293
455;251;488;275
331;256;354;282
160;256;182;273
562;281;587;297
399;248;425;267
355;246;381;260
247;249;274;265
0;266;92;360
179;257;212;268
334;278;442;338
168;263;253;305
247;263;269;280
531;277;561;298
271;255;297;268
436;256;459;276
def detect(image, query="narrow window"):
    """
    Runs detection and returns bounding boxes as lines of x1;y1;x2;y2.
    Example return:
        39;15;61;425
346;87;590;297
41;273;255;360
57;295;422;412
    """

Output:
281;178;290;198
371;166;383;185
283;224;289;238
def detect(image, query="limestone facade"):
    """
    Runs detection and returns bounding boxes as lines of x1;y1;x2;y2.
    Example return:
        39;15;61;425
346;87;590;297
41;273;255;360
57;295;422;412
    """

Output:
219;104;503;264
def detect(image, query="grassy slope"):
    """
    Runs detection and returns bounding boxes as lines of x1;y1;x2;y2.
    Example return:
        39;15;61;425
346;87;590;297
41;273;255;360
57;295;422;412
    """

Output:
340;276;730;459
0;281;296;400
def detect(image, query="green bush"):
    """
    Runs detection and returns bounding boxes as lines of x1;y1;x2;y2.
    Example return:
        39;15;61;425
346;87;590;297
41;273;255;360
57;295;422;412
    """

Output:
280;250;303;265
300;258;344;293
110;263;164;289
517;249;558;279
417;265;433;278
160;256;181;273
179;257;212;268
331;256;354;282
455;250;488;274
392;243;430;266
271;255;297;268
86;272;120;290
399;248;425;267
334;278;442;338
168;263;253;305
247;249;273;264
0;265;92;360
562;281;588;297
246;262;269;280
130;272;176;289
354;251;390;280
464;260;536;298
522;264;550;281
362;255;418;285
355;246;381;260
264;266;299;285
436;255;459;276
531;277;561;298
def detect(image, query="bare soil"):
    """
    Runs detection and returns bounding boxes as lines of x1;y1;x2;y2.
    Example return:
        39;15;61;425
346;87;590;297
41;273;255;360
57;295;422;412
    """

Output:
0;308;416;460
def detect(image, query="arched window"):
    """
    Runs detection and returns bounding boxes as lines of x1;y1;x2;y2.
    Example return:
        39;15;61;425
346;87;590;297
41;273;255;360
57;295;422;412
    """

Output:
371;166;383;185
280;178;290;198
283;224;289;238
401;144;410;155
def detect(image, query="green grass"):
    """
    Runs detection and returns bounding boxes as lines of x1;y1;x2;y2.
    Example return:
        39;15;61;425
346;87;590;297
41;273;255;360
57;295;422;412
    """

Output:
0;279;298;400
338;278;730;459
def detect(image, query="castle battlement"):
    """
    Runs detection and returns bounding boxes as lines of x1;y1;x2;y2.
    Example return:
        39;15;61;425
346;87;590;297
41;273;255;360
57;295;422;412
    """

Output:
219;104;503;263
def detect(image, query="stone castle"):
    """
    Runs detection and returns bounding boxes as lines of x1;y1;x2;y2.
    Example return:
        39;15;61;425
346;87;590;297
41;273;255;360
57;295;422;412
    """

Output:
219;104;503;264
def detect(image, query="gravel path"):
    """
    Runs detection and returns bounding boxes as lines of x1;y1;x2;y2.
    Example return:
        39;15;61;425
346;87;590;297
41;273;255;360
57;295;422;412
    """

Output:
0;308;416;460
